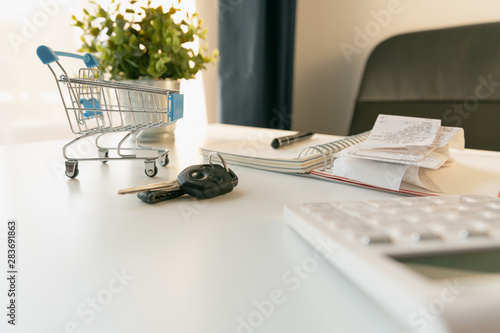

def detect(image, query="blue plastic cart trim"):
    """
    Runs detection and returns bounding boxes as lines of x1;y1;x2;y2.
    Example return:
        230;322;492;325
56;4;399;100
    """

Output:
36;45;99;68
169;94;184;122
80;98;103;117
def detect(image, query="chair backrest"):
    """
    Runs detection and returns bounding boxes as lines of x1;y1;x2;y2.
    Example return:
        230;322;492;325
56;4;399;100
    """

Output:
349;22;500;151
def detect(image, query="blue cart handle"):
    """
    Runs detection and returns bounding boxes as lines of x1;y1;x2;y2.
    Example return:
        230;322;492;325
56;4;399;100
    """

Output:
36;45;99;68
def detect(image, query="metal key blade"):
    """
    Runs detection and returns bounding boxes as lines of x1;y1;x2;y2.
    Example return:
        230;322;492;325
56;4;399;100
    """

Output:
118;180;181;195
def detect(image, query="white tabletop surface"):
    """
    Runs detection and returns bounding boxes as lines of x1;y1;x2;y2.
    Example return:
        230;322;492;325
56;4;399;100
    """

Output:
1;122;497;333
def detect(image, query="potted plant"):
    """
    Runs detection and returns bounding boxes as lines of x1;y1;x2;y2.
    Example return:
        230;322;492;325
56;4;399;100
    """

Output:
72;0;218;135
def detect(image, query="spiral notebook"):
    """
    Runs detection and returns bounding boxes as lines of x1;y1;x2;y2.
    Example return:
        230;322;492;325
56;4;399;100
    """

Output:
199;131;370;174
199;130;439;196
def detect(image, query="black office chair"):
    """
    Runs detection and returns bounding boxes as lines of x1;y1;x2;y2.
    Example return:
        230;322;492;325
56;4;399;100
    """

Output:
349;22;500;151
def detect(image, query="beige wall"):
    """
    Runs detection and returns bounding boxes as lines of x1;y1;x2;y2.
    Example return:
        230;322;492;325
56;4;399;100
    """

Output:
292;0;500;135
195;0;219;124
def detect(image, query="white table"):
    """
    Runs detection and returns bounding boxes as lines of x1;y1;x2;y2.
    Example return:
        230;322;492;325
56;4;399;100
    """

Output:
1;123;498;333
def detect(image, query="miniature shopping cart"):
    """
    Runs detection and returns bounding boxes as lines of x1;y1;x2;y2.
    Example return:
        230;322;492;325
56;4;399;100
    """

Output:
36;45;184;178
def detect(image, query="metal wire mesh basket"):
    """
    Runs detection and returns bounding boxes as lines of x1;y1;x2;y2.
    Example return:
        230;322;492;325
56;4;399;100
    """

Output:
37;45;184;178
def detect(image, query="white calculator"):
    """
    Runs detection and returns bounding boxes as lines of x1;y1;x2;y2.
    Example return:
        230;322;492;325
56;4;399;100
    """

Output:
284;195;500;333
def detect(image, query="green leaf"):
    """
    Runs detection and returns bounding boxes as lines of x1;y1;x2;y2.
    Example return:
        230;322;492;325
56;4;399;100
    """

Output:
73;0;218;80
98;7;107;17
172;37;181;53
125;58;139;68
128;33;137;45
90;27;100;37
155;60;165;72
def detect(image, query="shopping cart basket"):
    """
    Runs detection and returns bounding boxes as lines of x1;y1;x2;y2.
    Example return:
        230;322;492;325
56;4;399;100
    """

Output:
36;45;184;178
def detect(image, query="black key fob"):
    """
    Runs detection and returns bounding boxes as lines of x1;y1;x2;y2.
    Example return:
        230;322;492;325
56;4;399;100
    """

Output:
177;164;238;199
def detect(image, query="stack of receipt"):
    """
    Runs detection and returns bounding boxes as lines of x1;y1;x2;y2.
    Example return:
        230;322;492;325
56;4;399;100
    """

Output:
333;114;464;192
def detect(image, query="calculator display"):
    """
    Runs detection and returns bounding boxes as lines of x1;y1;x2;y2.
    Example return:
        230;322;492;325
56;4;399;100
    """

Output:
396;251;500;280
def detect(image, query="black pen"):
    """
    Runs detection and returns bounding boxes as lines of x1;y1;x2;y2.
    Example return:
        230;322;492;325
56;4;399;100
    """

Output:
271;132;315;149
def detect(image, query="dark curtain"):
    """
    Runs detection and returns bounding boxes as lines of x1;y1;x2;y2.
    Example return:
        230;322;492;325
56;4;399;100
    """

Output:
217;0;297;129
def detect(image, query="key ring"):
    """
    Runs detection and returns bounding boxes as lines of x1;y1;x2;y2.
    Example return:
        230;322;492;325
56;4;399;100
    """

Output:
208;152;230;173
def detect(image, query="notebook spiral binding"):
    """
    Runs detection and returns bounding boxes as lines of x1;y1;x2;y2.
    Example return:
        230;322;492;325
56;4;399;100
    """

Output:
298;131;371;171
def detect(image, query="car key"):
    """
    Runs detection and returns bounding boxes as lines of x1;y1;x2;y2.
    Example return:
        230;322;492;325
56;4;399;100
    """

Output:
136;163;238;203
118;152;238;204
117;159;238;197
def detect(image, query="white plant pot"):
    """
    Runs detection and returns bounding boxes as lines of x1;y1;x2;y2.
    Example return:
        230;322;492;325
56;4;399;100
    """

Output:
121;78;181;140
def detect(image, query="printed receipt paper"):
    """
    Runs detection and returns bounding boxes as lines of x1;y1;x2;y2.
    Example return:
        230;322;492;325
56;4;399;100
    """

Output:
333;115;464;192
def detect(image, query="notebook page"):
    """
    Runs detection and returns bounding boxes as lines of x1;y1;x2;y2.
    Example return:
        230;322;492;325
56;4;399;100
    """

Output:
200;133;341;161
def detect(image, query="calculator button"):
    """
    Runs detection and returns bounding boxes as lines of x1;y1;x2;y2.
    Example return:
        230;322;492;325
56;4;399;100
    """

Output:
438;211;461;222
470;222;493;231
336;201;372;211
398;198;438;206
366;215;405;226
479;210;500;219
339;225;379;233
419;205;454;214
457;204;479;212
460;195;493;204
403;214;425;223
432;196;461;205
359;233;393;245
410;232;442;242
485;202;500;210
314;211;350;221
458;229;490;238
393;225;431;233
366;199;405;208
332;220;372;230
300;203;333;214
431;224;465;233
347;208;383;219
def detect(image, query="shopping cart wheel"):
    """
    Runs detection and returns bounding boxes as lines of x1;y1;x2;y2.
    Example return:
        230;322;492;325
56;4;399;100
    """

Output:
99;148;109;164
144;160;158;177
65;161;79;178
159;153;169;167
